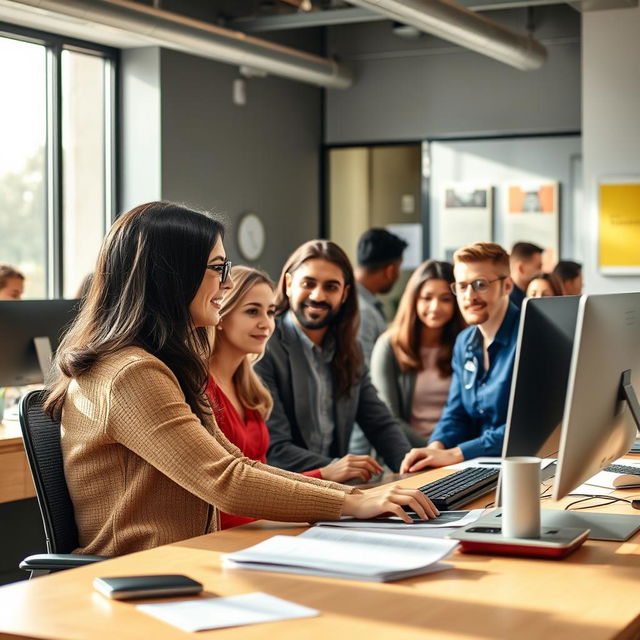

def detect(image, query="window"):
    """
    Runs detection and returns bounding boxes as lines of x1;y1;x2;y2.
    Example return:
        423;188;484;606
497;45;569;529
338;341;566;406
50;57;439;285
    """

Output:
0;26;117;299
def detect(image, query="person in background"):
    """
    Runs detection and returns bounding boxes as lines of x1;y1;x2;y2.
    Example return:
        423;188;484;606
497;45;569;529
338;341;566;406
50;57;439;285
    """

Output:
350;228;407;455
370;260;465;447
400;242;520;472
553;260;583;295
0;263;25;300
45;202;437;556
508;242;543;309
355;228;408;364
255;240;413;478
526;272;564;298
208;265;386;529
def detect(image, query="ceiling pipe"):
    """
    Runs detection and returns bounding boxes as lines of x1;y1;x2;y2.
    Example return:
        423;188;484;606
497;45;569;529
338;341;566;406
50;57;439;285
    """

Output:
346;0;547;70
7;0;353;88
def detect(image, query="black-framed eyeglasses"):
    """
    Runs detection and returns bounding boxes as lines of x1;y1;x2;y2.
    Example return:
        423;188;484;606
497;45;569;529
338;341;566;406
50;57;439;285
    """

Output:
206;260;232;284
450;276;506;296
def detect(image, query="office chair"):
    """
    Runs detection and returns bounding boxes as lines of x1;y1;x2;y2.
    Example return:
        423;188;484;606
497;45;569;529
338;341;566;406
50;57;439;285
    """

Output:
18;389;106;577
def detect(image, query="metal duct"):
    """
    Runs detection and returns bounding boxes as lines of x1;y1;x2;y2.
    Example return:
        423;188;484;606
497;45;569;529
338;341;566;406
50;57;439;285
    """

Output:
347;0;547;70
7;0;353;88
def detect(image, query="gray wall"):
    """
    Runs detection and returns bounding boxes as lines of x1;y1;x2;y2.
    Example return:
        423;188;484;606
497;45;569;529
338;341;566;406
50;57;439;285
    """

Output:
159;47;322;278
159;42;323;278
325;5;581;144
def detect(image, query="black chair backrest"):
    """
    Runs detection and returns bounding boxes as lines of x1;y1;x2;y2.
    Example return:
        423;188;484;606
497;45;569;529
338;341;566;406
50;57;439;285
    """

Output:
19;389;79;554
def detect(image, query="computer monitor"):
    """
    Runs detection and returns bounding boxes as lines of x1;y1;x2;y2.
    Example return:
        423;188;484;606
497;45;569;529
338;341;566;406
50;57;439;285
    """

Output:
553;291;640;499
494;292;640;541
502;295;581;461
0;299;79;386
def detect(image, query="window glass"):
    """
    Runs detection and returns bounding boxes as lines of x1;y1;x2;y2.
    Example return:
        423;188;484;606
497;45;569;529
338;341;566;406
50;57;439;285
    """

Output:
0;36;47;298
61;48;109;298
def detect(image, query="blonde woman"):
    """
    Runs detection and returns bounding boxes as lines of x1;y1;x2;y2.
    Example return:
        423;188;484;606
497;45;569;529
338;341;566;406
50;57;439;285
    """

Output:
208;266;387;528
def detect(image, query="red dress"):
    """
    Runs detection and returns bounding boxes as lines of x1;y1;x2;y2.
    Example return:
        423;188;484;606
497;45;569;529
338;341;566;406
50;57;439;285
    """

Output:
205;377;322;529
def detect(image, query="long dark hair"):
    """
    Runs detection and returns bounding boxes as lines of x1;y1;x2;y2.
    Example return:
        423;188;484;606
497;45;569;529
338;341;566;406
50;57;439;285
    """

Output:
275;240;362;398
388;259;465;377
45;201;225;422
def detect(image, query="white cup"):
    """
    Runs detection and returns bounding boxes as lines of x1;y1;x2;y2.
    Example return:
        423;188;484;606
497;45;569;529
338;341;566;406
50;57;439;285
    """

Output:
501;456;541;539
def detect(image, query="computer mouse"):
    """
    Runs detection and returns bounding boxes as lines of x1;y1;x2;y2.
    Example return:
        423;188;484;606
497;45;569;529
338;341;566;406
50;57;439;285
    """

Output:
631;500;640;510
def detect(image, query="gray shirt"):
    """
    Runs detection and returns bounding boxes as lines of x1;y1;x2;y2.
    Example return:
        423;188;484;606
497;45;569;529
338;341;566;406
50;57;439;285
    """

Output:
285;312;336;456
356;283;387;367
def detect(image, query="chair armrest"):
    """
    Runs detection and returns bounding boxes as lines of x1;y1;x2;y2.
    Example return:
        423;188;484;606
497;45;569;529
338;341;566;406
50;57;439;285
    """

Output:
20;553;108;572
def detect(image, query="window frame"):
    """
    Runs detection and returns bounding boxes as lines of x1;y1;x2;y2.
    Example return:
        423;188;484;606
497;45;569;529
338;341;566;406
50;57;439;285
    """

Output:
0;21;119;298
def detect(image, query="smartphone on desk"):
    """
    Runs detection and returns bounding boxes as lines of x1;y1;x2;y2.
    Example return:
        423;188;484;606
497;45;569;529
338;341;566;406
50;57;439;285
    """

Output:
93;574;203;600
449;524;589;559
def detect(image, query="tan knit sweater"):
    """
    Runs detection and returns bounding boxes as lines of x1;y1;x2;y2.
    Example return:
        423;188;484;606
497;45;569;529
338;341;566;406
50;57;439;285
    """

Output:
61;347;353;556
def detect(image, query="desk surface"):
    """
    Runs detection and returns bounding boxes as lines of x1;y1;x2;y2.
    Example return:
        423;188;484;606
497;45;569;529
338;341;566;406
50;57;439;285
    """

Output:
0;468;639;640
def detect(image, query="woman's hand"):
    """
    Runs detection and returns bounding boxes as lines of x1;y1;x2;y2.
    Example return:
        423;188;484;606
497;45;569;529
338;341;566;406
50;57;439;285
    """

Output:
320;454;383;483
400;446;463;473
342;486;439;523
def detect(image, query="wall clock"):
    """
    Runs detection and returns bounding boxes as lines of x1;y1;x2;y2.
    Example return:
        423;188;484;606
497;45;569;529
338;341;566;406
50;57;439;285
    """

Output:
237;212;266;262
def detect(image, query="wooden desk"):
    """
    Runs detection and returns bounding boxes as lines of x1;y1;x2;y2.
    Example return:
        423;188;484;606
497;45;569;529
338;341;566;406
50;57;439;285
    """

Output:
0;469;639;640
0;419;35;504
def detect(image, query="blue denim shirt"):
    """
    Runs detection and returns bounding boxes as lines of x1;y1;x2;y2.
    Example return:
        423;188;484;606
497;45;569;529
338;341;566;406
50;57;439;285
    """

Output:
429;301;520;459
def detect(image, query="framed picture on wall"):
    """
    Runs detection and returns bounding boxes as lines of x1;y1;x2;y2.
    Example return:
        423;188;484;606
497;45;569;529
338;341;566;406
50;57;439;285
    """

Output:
438;185;493;259
599;176;640;275
503;182;559;271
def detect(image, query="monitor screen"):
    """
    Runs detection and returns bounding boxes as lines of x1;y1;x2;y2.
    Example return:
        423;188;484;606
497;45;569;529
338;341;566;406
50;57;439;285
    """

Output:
553;292;640;499
502;295;581;461
0;299;79;387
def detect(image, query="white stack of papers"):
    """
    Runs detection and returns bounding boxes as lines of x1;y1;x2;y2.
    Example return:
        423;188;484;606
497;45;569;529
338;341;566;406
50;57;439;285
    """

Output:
223;527;458;582
137;592;318;632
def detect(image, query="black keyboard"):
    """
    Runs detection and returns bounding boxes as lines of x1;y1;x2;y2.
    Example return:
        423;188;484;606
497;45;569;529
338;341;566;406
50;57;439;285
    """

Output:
604;464;640;476
417;466;500;511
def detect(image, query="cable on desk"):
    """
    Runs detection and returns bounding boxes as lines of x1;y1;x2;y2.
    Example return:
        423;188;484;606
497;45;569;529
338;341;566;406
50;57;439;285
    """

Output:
563;494;640;511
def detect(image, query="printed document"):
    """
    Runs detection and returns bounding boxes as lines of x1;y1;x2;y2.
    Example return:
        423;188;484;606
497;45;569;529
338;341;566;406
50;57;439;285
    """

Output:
223;527;457;582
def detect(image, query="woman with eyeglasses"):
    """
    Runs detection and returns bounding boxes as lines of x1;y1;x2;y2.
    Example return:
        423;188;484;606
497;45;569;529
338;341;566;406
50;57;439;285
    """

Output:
208;265;389;529
370;260;465;447
45;202;437;556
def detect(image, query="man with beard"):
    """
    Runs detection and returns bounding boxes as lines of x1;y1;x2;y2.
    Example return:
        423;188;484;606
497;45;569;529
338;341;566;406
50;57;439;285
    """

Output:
400;242;519;472
255;240;412;478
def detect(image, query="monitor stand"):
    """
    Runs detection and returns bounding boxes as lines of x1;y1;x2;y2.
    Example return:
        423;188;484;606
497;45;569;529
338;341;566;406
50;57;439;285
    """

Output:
480;508;640;542
33;336;53;382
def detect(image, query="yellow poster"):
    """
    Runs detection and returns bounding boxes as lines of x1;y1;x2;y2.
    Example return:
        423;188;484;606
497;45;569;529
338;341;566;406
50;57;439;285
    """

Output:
599;181;640;274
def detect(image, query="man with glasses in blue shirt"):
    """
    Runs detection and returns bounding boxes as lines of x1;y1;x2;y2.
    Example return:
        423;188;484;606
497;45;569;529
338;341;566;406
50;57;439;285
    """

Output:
400;242;519;471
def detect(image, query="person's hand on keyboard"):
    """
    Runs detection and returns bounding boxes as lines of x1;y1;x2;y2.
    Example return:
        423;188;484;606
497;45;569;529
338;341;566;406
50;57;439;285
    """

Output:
341;486;440;523
400;445;464;473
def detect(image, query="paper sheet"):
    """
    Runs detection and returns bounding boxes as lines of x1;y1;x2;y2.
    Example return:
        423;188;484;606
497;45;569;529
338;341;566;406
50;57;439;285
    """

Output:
223;528;458;582
136;592;318;632
314;509;485;530
449;457;556;470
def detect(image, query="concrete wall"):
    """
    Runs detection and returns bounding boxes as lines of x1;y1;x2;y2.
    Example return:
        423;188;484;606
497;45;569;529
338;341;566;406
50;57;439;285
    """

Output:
159;47;323;278
581;5;640;294
325;5;581;144
120;29;324;280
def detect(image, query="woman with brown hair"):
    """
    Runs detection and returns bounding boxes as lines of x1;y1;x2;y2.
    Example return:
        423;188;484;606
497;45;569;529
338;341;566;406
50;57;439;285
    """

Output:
45;202;436;555
371;260;465;447
526;271;565;298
